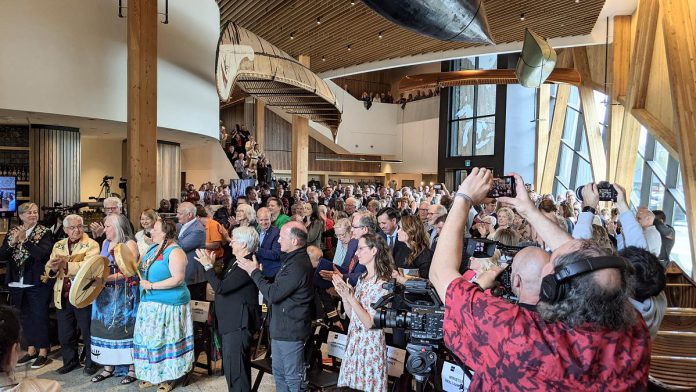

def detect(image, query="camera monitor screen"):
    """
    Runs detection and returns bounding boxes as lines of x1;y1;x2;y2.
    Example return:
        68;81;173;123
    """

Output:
0;176;17;214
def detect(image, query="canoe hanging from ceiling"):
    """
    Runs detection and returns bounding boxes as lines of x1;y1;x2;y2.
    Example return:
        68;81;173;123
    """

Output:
215;22;342;139
362;0;494;44
515;29;557;88
399;69;581;92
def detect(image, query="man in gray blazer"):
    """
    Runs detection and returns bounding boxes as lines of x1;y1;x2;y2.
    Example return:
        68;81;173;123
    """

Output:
176;202;207;300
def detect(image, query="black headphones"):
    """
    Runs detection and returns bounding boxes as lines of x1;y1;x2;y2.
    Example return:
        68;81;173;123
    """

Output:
539;256;627;303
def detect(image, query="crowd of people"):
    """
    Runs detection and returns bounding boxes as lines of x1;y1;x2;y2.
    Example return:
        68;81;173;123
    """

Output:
219;121;273;181
0;167;675;391
355;87;440;110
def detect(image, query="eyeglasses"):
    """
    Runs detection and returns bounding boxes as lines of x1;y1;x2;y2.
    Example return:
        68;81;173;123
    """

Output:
104;206;119;211
65;226;84;231
357;245;370;251
351;225;365;230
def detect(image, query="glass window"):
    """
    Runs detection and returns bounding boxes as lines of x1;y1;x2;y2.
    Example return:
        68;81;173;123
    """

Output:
475;116;495;155
575;158;593;189
632;156;644;206
549;96;556;125
648;173;665;210
594;91;608;126
553;179;568;197
653;142;669;174
568;87;580;109
676;167;684;195
562;109;580;144
578;126;589;157
477;84;497;116
638;127;648;156
556;145;573;186
550;84;558;98
478;54;497;70
672;206;693;277
450;119;474;156
452;86;474;119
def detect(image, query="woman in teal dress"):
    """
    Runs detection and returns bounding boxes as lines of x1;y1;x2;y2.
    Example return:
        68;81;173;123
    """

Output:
133;219;194;391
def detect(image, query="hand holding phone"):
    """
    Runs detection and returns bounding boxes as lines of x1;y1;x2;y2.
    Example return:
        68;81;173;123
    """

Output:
487;176;516;198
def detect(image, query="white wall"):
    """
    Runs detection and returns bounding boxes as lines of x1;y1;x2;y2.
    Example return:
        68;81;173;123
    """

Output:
504;84;537;182
80;137;123;202
181;143;237;188
0;0;219;138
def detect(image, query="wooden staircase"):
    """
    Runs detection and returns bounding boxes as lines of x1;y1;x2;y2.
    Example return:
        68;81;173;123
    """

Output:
649;263;696;391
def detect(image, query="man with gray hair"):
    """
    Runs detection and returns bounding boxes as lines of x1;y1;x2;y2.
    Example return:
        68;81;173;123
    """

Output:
426;204;448;246
238;221;314;392
344;197;360;216
45;214;101;375
90;196;124;239
176;201;207;299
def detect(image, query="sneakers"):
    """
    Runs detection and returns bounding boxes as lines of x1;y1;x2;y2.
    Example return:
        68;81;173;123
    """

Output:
30;355;51;369
15;353;37;367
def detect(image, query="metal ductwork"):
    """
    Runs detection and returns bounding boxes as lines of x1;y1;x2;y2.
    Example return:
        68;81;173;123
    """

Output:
362;0;494;44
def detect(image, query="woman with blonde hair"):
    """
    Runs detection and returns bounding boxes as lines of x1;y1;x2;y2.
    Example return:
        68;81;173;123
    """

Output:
234;204;256;228
495;207;514;229
135;209;158;257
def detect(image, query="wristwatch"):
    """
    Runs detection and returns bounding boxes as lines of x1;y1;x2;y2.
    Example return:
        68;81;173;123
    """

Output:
582;206;597;215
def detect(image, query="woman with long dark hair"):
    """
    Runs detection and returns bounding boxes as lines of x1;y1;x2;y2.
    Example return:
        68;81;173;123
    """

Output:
305;202;324;248
395;215;433;280
133;219;193;391
332;233;395;392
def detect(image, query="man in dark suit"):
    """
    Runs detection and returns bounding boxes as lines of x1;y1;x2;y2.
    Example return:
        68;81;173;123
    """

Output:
255;208;282;279
176;202;207;300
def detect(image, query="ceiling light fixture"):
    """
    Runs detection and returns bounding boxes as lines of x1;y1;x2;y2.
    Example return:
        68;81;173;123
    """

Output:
378;31;383;38
316;17;321;25
347;44;351;51
350;0;355;5
322;55;326;62
290;32;294;39
520;13;525;21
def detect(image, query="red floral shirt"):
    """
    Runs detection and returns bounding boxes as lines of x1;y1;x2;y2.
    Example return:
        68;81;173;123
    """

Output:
443;276;651;391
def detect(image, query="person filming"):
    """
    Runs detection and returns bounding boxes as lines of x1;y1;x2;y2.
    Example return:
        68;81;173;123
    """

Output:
429;168;651;390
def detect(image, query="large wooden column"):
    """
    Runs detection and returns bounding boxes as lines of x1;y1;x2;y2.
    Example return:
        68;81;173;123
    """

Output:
255;99;265;150
663;0;696;277
126;0;157;226
291;55;310;189
607;16;631;182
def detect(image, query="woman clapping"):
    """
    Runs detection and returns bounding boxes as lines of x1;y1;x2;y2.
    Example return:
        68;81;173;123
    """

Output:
332;233;394;392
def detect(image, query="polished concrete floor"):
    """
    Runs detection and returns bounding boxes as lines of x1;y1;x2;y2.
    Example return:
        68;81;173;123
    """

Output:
14;351;277;391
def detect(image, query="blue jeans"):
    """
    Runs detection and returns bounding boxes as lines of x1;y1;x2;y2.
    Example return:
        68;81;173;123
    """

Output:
271;339;305;392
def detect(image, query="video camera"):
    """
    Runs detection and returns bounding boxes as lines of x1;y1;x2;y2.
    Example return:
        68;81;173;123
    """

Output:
371;279;444;384
465;238;530;300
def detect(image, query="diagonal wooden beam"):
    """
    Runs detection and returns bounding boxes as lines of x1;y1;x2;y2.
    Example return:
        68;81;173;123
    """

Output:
662;0;696;278
540;84;571;194
535;84;551;191
614;0;660;194
631;108;678;157
578;85;607;181
607;15;632;182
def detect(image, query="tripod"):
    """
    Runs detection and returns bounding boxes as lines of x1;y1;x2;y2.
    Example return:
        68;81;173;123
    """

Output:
96;176;113;201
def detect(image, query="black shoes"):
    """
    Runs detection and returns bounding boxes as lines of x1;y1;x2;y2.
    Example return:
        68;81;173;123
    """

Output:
30;355;51;369
83;364;100;376
16;353;37;367
56;360;81;375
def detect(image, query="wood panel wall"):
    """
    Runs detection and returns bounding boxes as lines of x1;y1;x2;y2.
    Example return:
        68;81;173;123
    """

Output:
263;107;381;173
220;101;245;131
30;125;80;209
157;141;180;202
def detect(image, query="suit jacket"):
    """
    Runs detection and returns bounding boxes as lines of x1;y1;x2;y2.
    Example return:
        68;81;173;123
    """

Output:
206;256;259;334
177;219;207;285
256;226;282;277
47;234;100;309
0;224;53;286
339;238;366;286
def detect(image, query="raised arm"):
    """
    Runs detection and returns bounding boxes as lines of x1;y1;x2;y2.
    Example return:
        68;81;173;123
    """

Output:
498;173;572;251
430;167;492;303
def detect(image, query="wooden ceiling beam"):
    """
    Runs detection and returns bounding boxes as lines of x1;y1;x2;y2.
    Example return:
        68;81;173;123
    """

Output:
540;84;571;194
662;0;696;278
578;85;608;182
614;0;660;193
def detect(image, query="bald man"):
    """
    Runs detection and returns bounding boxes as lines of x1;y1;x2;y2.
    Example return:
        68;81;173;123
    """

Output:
510;247;550;311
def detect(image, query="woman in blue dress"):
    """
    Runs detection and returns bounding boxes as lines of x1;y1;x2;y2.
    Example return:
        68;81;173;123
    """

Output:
134;219;194;391
90;214;140;385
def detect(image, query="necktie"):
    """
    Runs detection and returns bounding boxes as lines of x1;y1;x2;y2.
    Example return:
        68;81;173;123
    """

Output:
388;235;394;248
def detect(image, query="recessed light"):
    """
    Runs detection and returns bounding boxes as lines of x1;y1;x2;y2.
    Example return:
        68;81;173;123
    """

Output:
290;32;294;40
316;17;321;25
378;31;383;39
520;13;525;21
347;44;351;51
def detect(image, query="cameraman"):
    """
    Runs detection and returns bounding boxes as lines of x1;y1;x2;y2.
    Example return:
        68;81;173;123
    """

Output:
430;168;650;390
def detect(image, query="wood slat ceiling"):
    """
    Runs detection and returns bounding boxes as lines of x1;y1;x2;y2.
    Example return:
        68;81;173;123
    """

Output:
218;0;606;74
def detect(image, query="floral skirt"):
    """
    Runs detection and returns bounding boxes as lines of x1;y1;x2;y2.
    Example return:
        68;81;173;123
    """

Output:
133;302;194;384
